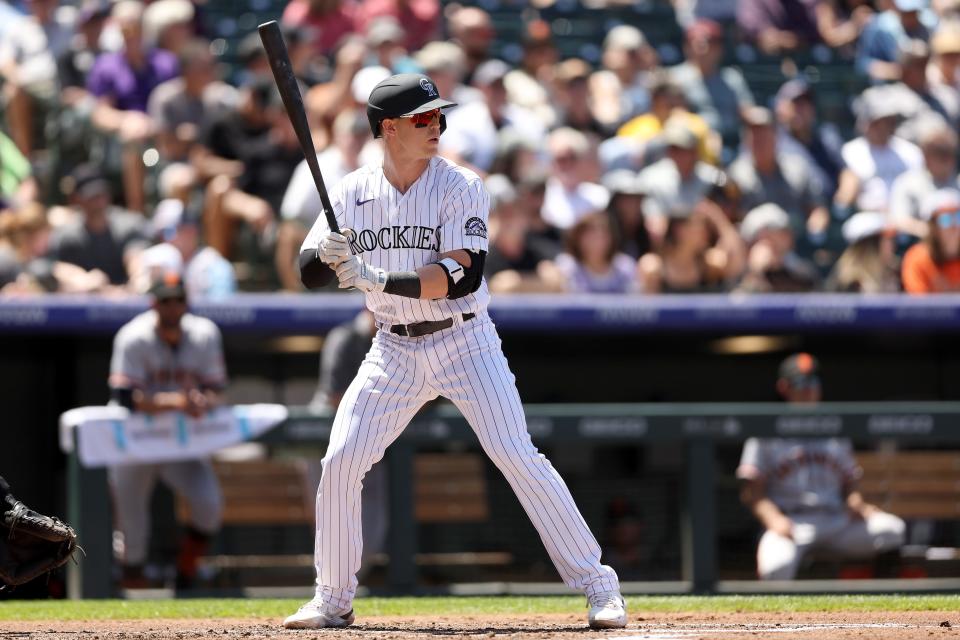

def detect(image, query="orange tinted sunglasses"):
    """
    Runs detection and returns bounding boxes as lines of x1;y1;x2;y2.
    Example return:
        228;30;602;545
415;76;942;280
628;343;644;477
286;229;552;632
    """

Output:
402;108;441;127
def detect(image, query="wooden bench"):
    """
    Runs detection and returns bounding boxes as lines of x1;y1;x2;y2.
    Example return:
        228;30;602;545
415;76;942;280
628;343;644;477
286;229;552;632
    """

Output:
856;451;960;520
414;453;490;523
176;453;508;584
176;458;314;527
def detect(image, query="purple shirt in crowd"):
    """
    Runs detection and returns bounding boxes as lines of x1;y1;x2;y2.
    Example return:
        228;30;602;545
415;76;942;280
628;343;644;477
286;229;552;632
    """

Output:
86;48;179;112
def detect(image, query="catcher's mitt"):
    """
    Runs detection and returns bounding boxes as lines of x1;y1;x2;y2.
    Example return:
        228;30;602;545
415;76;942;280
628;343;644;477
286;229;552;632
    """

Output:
0;478;78;586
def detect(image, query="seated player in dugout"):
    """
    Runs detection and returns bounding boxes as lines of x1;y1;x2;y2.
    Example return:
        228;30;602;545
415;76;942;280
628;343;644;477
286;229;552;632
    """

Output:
107;272;227;589
737;353;906;580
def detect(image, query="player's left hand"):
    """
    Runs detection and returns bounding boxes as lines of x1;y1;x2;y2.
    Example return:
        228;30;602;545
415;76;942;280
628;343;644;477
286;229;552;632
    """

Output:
335;255;387;293
318;231;353;266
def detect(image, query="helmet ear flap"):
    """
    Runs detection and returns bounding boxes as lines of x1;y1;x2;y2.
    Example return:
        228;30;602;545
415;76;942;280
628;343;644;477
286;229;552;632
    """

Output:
439;113;447;135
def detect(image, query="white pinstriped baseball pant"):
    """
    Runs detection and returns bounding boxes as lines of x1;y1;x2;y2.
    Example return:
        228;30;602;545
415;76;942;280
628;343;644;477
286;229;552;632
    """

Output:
311;312;620;608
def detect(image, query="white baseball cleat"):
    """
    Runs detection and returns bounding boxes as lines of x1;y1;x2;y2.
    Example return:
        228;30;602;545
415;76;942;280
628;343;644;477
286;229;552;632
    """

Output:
282;597;355;629
587;590;628;629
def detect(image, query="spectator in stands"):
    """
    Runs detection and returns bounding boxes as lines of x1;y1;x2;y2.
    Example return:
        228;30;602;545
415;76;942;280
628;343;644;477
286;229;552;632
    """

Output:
857;0;931;83
737;0;820;55
616;73;718;168
542;211;638;294
484;174;558;294
815;0;875;52
489;131;541;186
928;20;960;109
308;309;388;581
0;130;38;209
887;39;955;143
413;41;469;106
304;37;377;137
441;59;545;175
827;210;902;291
86;0;180;214
447;6;494;84
199;77;303;268
540;128;609;231
0;202;116;294
0;0;73;156
902;187;960;291
58;0;110;96
502;20;558;127
354;0;440;52
148;39;237;177
143;0;196;54
277;109;374;290
516;169;562;248
738;353;906;581
552;58;608;138
282;0;357;57
637;118;721;243
639;199;745;293
48;164;147;286
591;25;656;129
890;122;959;236
108;273;226;590
604;170;651;260
134;199;235;299
364;16;411;73
833;86;924;218
280;24;329;88
736;203;820;292
670;18;755;158
774;79;845;197
729;106;830;251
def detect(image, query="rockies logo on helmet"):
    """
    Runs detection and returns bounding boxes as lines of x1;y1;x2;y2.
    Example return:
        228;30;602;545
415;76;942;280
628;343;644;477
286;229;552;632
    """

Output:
420;78;438;97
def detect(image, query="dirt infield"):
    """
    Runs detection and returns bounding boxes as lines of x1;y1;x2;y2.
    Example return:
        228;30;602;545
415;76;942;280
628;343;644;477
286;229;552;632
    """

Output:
4;611;958;639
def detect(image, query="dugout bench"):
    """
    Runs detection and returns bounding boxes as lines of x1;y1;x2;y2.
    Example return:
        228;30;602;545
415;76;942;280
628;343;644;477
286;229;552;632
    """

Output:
67;401;960;599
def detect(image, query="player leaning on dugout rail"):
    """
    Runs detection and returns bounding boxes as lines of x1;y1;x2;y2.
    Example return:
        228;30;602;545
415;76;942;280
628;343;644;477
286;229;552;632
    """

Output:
284;72;627;630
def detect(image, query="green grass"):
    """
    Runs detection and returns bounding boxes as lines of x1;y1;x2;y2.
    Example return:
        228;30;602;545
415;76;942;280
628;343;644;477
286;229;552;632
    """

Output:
2;595;960;621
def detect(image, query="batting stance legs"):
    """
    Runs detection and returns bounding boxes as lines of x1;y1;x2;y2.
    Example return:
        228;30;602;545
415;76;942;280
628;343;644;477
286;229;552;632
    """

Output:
310;314;620;610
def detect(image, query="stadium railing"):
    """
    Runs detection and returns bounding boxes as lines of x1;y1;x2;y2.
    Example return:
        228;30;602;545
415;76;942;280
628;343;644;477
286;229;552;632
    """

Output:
67;401;960;599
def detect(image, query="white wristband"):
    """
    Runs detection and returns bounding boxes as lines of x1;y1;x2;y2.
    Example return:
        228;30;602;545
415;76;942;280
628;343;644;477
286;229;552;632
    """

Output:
438;257;465;284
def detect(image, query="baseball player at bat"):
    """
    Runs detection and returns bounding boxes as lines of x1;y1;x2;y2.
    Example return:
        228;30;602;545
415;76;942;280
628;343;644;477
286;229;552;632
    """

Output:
285;73;627;630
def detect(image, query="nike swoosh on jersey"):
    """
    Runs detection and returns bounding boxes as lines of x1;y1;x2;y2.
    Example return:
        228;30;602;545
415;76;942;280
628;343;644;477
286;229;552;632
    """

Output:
356;197;376;206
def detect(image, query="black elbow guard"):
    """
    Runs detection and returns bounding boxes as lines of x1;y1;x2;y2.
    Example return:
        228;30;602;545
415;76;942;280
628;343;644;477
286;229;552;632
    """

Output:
440;250;486;299
299;249;335;289
111;387;135;411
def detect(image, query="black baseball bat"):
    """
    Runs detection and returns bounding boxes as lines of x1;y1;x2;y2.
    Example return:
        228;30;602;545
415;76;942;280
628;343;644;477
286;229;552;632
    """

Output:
258;20;339;234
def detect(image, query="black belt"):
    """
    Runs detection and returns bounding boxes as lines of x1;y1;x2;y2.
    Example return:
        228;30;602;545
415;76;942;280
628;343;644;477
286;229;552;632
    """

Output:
384;313;475;337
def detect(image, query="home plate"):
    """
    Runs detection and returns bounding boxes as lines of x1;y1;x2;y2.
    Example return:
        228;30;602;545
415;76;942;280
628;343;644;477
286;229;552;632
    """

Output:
614;622;913;639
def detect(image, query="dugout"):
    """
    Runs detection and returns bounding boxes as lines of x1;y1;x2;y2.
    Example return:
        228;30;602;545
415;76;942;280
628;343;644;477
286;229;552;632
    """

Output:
3;293;960;596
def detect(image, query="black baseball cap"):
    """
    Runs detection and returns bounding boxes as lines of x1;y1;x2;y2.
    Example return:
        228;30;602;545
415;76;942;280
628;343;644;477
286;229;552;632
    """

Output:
149;272;187;301
779;352;820;384
366;73;456;138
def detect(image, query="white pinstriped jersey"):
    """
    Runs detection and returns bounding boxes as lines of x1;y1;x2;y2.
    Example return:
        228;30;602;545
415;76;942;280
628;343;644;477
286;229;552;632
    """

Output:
301;156;490;326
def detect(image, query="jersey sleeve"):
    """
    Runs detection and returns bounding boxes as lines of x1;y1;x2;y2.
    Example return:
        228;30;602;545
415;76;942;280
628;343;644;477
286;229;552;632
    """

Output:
736;437;765;480
300;179;346;253
108;327;145;389
440;176;489;253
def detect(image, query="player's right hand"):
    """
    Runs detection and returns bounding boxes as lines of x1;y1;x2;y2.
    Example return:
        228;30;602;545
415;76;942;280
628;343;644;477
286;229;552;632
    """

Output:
318;230;353;266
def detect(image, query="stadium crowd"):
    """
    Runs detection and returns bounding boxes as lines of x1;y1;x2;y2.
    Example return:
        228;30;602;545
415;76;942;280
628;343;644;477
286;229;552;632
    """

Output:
2;0;960;297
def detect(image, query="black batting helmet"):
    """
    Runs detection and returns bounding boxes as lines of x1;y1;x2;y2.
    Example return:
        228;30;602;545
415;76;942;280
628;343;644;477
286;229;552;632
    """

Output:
366;73;457;138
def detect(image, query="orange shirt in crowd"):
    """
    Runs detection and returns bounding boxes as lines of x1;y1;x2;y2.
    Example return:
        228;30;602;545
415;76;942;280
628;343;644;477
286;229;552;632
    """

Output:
901;242;960;293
